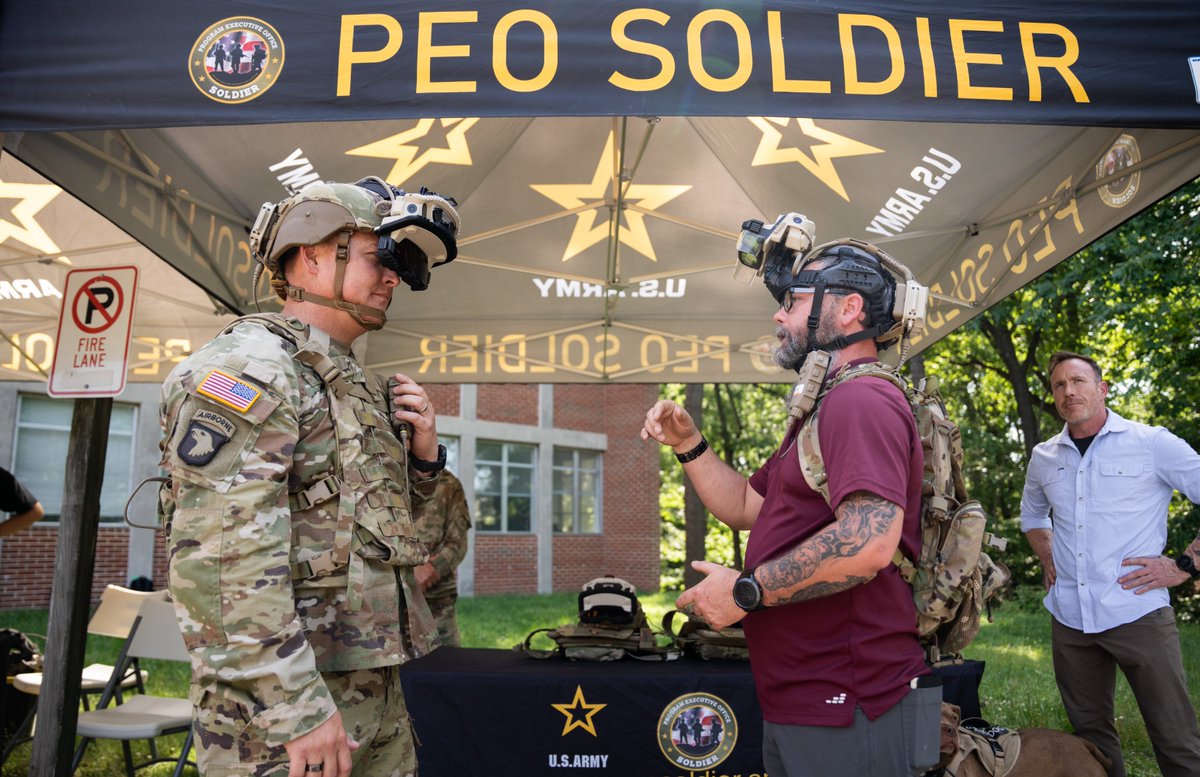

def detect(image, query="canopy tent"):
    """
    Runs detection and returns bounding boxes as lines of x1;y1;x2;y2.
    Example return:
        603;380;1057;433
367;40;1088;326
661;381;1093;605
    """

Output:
2;1;1199;384
0;155;235;384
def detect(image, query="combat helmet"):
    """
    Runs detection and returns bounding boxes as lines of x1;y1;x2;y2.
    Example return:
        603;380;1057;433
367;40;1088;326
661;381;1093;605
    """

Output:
735;213;928;364
249;176;460;330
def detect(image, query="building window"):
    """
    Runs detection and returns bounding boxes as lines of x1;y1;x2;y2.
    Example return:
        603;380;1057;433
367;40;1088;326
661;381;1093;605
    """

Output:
439;435;461;477
553;448;601;533
13;394;137;522
474;441;534;532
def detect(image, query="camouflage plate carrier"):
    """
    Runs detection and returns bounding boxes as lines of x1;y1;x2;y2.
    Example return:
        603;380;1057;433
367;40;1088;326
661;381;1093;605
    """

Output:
796;361;1010;663
517;577;680;662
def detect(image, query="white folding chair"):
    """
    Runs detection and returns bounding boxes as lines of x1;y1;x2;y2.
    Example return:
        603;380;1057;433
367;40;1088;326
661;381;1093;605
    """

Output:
1;585;167;765
72;596;195;777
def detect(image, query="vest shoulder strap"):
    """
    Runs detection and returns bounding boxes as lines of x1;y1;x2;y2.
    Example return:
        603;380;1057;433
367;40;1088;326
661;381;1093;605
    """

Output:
797;361;907;502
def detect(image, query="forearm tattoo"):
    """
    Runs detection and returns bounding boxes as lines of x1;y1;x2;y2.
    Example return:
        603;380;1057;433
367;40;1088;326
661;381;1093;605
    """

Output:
757;491;899;605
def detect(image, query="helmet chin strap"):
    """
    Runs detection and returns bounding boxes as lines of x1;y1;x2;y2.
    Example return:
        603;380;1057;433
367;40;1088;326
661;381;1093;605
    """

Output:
797;283;883;362
282;230;389;331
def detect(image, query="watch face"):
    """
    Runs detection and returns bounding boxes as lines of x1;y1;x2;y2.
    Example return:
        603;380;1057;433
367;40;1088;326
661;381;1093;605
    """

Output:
1178;555;1198;575
733;577;760;610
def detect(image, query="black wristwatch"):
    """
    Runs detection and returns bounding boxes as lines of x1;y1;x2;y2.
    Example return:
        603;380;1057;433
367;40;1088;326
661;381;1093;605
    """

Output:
410;443;447;474
732;567;765;612
1175;553;1200;579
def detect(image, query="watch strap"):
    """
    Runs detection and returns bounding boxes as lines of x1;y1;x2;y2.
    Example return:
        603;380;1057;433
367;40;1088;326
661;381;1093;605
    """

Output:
675;436;708;464
411;443;447;473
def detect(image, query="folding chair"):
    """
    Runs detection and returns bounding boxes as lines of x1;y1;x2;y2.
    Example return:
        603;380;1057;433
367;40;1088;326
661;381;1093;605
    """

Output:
72;596;195;777
1;585;168;766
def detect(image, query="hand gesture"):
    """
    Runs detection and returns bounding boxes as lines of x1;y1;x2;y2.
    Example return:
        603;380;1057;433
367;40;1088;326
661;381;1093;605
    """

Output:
1118;555;1190;594
674;561;747;630
640;401;699;450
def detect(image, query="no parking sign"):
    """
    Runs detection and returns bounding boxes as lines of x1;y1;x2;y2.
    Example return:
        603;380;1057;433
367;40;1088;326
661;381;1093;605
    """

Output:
48;266;139;397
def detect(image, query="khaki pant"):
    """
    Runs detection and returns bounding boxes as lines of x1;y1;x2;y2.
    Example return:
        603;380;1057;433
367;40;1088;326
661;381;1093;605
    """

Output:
195;665;416;777
1052;607;1200;777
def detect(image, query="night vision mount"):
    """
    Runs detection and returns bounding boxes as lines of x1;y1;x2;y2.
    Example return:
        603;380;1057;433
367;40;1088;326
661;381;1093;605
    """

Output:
734;212;930;362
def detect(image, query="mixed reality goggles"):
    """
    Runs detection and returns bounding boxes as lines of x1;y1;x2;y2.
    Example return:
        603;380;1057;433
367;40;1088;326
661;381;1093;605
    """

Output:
356;177;460;292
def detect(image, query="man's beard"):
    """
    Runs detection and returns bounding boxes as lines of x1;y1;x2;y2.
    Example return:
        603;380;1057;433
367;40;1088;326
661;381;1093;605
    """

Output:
774;308;842;371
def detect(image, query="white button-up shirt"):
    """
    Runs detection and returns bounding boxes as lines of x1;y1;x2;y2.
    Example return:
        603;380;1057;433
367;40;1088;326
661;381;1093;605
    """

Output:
1020;409;1200;633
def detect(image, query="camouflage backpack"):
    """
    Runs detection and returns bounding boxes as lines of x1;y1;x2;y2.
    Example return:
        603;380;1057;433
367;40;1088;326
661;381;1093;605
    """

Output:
796;362;1010;662
661;609;749;661
517;576;680;661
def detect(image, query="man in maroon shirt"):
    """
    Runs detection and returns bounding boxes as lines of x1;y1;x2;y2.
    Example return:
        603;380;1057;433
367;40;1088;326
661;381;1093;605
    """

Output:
642;227;939;777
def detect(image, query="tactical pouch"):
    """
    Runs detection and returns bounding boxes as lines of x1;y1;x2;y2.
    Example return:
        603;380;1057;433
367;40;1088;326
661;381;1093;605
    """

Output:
661;610;749;660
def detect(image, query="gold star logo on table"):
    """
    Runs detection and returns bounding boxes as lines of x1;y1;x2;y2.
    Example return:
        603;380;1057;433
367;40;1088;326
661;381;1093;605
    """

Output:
747;117;884;201
530;132;690;263
345;118;478;187
0;177;62;254
551;685;606;737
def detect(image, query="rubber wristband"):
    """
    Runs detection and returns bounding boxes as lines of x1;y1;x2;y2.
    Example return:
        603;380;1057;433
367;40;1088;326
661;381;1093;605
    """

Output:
675;436;708;464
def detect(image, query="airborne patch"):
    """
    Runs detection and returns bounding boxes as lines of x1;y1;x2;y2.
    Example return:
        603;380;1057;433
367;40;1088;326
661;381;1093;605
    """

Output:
178;417;232;466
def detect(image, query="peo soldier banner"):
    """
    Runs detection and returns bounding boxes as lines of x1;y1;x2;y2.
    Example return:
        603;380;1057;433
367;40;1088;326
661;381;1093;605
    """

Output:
1;1;1198;130
2;1;1199;383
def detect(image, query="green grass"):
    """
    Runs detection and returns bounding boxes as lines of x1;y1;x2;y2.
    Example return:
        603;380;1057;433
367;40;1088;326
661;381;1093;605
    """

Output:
3;589;1197;776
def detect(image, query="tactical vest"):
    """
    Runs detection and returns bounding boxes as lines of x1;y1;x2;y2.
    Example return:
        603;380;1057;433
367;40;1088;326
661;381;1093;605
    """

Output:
793;359;1009;662
223;314;435;658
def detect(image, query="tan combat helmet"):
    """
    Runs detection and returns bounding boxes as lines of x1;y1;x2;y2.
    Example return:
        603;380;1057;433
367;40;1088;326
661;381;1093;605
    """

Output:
249;177;460;330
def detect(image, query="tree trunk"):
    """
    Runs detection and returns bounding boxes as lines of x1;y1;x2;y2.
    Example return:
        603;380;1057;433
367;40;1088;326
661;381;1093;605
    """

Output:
683;384;707;589
979;311;1043;456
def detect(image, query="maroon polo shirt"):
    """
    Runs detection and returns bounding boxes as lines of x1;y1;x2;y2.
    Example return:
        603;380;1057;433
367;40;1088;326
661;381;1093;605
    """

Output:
743;363;927;726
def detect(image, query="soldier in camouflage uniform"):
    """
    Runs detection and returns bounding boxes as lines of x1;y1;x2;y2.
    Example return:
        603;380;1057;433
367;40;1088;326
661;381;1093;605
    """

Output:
159;177;460;777
412;469;472;647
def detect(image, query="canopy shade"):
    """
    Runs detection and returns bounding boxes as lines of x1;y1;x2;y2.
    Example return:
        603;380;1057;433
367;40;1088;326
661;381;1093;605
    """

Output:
3;1;1199;383
0;155;235;384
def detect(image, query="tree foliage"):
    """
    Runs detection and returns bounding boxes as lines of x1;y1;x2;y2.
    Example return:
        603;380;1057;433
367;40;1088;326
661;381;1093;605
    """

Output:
921;178;1200;611
657;381;789;590
656;179;1200;616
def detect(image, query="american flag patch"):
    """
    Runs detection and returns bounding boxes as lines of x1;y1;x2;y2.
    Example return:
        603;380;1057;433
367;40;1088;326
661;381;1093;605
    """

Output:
197;370;262;413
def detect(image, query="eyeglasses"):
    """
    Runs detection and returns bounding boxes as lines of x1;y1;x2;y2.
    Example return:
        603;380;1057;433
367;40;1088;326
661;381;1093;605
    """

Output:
780;286;815;313
780;286;848;313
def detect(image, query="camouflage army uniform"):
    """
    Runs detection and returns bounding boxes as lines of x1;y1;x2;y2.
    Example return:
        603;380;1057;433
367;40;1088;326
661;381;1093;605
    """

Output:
412;470;471;646
160;313;436;777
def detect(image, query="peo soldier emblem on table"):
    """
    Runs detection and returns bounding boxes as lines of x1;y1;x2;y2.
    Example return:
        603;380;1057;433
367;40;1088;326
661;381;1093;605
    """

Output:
657;692;738;772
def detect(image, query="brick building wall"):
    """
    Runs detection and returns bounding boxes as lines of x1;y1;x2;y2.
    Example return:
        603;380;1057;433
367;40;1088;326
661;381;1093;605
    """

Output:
472;534;540;594
0;383;664;608
0;526;143;609
465;382;661;595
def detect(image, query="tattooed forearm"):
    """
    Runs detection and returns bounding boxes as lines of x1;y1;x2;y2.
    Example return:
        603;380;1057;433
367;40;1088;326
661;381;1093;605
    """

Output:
757;491;900;606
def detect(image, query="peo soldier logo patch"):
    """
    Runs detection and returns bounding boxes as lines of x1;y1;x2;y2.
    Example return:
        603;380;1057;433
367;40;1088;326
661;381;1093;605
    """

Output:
188;17;285;104
1096;134;1141;209
656;693;738;772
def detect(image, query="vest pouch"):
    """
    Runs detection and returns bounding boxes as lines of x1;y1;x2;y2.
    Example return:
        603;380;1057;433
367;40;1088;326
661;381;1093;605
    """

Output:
355;482;427;567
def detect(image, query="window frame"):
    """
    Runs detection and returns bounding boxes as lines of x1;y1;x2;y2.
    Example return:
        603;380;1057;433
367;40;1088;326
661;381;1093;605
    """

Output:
552;447;602;534
473;439;536;533
12;393;138;523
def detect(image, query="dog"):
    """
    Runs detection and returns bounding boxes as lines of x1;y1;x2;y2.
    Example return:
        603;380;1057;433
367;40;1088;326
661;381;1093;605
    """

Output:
931;702;1110;777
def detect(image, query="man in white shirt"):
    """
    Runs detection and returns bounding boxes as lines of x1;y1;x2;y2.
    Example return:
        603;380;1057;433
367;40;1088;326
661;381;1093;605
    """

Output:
1020;350;1200;777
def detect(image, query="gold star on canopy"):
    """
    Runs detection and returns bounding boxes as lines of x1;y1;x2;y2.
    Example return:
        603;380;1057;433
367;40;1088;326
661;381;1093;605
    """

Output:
748;117;884;202
531;132;690;263
345;118;478;187
0;177;62;254
551;685;606;737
